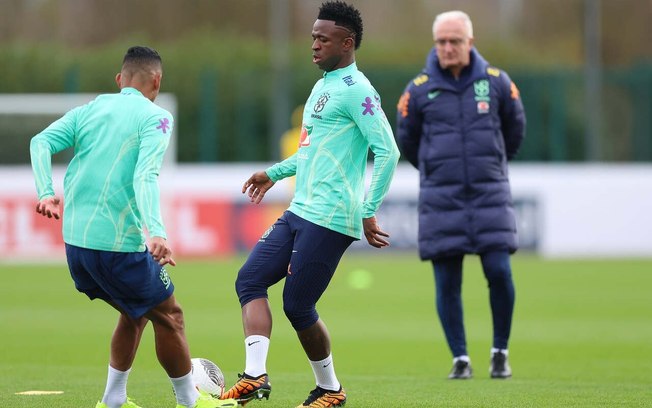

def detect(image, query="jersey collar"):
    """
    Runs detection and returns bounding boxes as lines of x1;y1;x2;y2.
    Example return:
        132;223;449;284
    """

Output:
120;87;144;97
323;62;357;80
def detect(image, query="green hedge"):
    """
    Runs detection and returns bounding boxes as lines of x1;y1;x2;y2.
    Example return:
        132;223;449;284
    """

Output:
2;33;650;163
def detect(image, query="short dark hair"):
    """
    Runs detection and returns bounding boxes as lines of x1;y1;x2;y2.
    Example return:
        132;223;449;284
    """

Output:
122;46;162;70
318;1;363;49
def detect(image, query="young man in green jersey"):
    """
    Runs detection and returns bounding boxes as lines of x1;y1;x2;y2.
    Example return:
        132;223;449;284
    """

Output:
220;2;400;407
30;46;236;408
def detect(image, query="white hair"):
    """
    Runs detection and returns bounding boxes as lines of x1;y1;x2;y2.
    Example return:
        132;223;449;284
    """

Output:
432;10;474;39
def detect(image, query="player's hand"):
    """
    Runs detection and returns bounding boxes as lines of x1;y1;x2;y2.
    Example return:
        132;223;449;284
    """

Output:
242;171;275;204
363;216;390;248
149;236;176;266
35;196;62;220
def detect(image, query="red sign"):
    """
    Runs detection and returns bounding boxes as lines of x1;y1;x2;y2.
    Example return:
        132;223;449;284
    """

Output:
0;195;290;260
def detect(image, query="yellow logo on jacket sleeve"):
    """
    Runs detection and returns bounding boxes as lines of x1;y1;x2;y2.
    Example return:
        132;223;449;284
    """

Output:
412;74;429;86
487;67;500;77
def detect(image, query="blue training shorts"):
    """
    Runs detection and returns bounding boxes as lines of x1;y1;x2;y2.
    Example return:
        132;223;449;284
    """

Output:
65;243;174;319
235;211;355;330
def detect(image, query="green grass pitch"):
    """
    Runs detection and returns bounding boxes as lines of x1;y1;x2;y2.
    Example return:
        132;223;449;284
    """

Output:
1;253;651;407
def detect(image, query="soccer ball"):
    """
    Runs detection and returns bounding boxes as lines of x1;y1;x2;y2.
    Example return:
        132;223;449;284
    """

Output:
191;357;226;397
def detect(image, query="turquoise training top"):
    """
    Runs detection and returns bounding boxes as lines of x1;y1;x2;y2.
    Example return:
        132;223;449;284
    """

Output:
30;87;173;252
266;62;400;239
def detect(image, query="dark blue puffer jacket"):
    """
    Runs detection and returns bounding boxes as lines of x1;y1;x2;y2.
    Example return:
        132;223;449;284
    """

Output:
396;48;526;260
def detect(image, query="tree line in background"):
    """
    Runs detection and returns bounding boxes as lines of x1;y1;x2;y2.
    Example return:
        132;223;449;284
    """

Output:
0;0;650;163
1;0;649;67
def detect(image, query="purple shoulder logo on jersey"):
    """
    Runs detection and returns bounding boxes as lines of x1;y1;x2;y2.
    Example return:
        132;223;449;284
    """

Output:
361;97;375;115
362;95;383;116
156;118;170;134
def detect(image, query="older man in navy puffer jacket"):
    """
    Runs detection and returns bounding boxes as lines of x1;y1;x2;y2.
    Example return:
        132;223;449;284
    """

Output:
396;10;525;380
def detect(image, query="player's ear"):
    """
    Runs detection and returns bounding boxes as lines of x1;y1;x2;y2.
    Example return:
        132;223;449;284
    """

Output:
115;73;121;88
343;36;354;51
152;72;162;92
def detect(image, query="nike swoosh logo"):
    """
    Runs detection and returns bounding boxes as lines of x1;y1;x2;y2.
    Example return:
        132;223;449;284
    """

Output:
428;90;441;100
322;361;332;368
247;340;261;346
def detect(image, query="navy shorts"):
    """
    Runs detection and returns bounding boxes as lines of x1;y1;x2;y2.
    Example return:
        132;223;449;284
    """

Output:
235;211;355;330
65;244;174;319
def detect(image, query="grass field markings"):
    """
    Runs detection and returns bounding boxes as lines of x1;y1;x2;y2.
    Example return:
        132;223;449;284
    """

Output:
15;390;64;395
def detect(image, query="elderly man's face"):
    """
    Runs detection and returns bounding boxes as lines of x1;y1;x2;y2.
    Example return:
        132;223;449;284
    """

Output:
434;18;473;73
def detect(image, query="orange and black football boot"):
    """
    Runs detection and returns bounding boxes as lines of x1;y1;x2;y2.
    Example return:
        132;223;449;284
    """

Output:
296;386;346;408
220;373;271;405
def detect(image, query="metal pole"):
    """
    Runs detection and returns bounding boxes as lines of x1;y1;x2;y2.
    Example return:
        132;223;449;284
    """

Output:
584;0;602;161
199;69;218;162
498;0;523;39
269;0;291;161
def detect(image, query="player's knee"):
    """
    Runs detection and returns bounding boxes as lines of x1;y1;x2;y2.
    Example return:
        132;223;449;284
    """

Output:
235;274;267;307
156;307;185;333
168;303;185;331
235;274;246;297
283;302;318;331
148;298;185;332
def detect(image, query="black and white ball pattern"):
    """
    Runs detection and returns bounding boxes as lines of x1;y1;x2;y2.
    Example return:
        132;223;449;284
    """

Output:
191;357;226;397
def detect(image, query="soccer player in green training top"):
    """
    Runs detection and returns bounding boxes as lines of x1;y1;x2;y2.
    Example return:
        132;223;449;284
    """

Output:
219;2;400;407
30;46;236;408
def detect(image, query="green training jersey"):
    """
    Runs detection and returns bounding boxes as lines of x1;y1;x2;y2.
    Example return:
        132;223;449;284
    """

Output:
266;62;400;239
30;87;173;252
